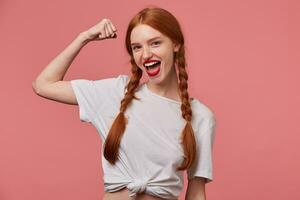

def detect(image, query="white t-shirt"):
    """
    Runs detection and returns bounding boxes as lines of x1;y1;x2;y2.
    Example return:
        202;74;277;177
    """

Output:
70;74;216;199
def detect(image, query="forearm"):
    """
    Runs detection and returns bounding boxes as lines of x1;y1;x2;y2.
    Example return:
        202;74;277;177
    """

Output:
34;31;90;86
185;178;206;200
185;191;206;200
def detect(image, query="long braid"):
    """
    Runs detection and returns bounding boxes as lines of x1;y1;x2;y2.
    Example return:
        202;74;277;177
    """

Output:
176;49;197;171
103;60;142;165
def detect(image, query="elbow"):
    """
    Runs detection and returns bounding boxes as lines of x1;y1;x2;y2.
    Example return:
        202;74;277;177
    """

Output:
32;80;42;95
32;81;38;93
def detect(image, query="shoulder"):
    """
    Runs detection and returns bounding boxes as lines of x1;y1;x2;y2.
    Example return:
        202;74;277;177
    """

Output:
92;74;130;91
115;74;130;84
191;98;216;131
191;98;215;119
93;74;129;85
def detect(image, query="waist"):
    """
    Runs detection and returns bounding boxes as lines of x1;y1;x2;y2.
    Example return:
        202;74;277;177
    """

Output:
103;188;178;200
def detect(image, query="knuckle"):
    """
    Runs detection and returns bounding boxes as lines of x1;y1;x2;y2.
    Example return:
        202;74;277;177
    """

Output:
101;18;107;24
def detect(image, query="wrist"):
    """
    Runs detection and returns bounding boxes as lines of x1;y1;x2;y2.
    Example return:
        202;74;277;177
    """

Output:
77;31;91;46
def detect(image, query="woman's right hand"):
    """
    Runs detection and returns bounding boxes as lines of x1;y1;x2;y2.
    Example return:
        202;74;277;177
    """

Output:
83;18;118;42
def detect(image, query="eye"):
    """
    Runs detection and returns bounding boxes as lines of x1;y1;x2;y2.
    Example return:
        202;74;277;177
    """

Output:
132;46;141;51
152;41;161;46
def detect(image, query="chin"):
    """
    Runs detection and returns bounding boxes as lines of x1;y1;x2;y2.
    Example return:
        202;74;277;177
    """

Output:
148;74;167;86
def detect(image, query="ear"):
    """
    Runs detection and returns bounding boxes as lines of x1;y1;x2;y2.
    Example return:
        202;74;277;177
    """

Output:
173;43;181;52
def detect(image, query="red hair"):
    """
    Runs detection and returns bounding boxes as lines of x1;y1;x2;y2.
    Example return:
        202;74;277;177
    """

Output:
104;6;196;171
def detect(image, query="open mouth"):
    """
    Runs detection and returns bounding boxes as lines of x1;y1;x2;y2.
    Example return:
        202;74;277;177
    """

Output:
143;61;161;77
143;61;161;70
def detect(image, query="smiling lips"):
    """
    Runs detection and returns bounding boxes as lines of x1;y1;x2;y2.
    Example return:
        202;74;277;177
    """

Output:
143;60;161;77
143;59;160;66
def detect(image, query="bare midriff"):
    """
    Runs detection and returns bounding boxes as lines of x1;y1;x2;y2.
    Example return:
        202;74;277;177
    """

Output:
103;188;178;200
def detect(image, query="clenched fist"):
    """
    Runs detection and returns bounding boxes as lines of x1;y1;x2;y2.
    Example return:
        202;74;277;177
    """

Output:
83;18;118;42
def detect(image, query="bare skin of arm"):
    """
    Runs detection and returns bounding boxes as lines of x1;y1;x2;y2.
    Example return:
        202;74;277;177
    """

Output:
185;177;207;200
32;18;117;105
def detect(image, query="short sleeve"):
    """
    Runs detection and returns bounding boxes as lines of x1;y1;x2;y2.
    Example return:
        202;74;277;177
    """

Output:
187;112;216;183
70;74;129;123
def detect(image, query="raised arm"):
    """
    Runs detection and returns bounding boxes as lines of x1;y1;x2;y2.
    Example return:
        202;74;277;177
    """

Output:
32;18;117;105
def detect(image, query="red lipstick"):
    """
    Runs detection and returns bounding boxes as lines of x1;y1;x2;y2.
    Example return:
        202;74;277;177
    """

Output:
143;60;161;77
143;59;160;65
147;66;160;77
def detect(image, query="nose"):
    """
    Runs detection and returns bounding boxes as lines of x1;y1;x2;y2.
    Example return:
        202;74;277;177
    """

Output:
142;46;153;61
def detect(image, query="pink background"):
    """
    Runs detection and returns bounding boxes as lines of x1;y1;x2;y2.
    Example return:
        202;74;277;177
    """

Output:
0;0;298;199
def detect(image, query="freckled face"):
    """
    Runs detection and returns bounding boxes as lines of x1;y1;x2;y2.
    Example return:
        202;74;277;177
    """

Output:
130;24;180;83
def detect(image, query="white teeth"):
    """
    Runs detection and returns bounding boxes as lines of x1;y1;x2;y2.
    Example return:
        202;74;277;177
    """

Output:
144;61;160;67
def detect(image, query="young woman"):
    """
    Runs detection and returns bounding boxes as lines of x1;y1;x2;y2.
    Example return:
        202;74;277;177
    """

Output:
32;7;216;200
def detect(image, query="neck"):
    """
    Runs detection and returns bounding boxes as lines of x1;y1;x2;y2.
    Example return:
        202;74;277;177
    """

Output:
146;66;181;101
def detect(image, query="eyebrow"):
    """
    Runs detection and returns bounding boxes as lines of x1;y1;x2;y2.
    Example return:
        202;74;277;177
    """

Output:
131;36;162;46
